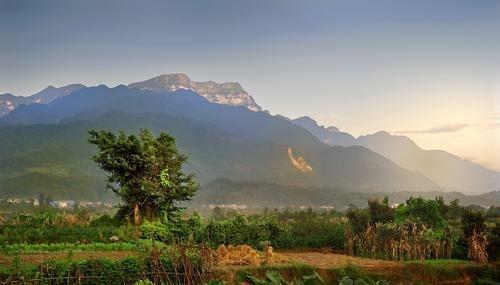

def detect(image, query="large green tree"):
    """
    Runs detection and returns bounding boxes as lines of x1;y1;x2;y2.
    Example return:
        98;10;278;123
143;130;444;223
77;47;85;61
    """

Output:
88;129;198;223
395;197;445;228
368;196;395;225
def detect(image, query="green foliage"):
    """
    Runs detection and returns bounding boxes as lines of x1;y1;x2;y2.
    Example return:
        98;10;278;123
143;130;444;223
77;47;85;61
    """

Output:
244;270;325;285
88;128;199;222
0;225;118;244
346;208;369;235
368;197;394;225
90;214;119;227
487;222;500;261
0;257;144;284
0;242;137;254
140;220;172;242
187;212;203;240
485;206;500;219
203;214;278;249
1;208;346;253
395;197;445;228
461;208;486;239
436;197;465;220
201;211;345;250
0;244;205;284
338;276;389;285
345;197;478;261
337;264;389;285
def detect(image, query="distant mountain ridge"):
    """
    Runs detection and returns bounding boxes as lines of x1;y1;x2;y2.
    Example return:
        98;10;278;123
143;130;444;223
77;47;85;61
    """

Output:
292;116;500;194
0;74;261;117
0;84;85;116
128;73;262;111
292;116;356;146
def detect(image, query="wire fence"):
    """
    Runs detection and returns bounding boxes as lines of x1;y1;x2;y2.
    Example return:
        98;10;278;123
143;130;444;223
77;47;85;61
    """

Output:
0;244;215;285
0;271;210;285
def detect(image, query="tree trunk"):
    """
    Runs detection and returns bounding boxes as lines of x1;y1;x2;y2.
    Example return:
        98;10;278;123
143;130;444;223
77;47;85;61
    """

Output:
133;203;141;225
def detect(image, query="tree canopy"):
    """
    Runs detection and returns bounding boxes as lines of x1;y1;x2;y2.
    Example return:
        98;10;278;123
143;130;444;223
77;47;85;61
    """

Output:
395;197;445;228
368;196;395;225
88;129;198;223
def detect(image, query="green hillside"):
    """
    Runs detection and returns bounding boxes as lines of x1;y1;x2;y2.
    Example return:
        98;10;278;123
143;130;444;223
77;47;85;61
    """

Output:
0;111;440;200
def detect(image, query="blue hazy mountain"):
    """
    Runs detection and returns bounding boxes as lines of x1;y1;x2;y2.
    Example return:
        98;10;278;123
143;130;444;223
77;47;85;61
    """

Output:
292;116;500;194
0;84;85;117
1;85;321;147
0;73;259;117
292;116;357;147
0;86;441;199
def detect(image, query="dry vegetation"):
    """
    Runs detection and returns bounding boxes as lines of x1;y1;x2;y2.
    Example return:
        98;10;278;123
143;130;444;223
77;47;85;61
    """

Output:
345;222;455;261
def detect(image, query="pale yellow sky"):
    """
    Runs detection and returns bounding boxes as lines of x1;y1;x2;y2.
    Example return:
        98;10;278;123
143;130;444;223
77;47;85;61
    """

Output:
406;123;500;171
314;83;500;172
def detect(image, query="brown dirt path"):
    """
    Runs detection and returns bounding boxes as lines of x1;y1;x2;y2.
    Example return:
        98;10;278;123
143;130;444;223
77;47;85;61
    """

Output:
277;250;403;270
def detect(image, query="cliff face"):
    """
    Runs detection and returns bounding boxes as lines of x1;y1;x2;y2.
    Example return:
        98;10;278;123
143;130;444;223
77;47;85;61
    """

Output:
128;73;262;111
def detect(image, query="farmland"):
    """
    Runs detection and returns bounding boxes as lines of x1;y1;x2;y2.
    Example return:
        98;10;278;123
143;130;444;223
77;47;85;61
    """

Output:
0;198;499;284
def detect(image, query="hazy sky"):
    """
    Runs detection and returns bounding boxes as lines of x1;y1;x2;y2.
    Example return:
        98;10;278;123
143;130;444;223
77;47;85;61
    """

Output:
1;0;499;170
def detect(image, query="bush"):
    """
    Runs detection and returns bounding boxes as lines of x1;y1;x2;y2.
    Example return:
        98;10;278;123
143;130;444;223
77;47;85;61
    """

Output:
201;214;345;250
0;242;137;254
90;214;119;227
346;208;369;235
140;220;172;242
0;225;118;244
395;197;445;228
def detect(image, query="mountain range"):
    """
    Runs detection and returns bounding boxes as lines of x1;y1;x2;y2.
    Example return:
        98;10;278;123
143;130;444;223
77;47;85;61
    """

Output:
0;73;498;204
291;116;500;194
0;73;260;117
0;84;85;116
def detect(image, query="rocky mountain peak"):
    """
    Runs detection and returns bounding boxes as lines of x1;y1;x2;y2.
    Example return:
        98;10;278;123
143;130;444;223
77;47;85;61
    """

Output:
153;73;192;88
129;73;262;111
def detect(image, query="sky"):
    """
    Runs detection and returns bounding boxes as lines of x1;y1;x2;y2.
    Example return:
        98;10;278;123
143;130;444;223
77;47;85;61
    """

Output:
1;0;499;170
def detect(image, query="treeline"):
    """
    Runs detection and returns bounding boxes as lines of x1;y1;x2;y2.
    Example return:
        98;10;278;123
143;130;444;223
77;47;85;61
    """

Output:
93;210;346;250
1;196;498;263
0;208;345;251
345;196;498;263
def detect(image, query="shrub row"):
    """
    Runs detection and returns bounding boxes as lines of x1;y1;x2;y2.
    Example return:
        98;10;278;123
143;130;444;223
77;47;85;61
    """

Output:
0;242;137;254
1;248;203;284
1;257;147;284
1;213;346;251
139;214;346;250
0;225;119;244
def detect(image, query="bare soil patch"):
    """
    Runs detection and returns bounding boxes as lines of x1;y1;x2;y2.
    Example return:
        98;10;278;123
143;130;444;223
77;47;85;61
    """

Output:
277;250;402;270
